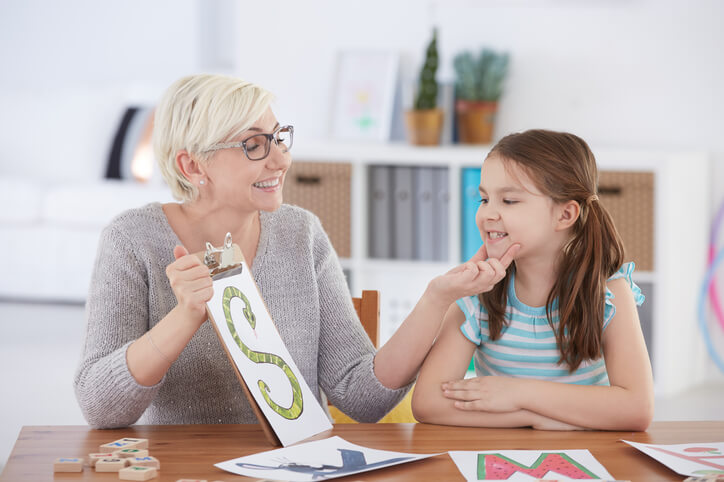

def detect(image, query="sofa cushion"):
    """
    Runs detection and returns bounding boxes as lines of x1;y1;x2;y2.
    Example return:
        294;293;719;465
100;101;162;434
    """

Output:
42;180;174;227
0;177;44;223
0;179;176;302
0;224;102;302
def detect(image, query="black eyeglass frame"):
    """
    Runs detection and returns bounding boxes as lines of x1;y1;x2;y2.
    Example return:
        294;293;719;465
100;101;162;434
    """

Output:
201;124;294;161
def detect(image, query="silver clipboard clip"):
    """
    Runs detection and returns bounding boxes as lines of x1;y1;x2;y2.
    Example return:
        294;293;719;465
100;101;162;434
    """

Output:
203;232;243;280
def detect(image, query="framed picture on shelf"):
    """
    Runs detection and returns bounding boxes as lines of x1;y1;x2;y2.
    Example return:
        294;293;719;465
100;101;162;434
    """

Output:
330;51;399;141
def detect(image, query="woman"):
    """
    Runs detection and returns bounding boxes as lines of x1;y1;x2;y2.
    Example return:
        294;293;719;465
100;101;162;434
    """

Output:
74;74;492;428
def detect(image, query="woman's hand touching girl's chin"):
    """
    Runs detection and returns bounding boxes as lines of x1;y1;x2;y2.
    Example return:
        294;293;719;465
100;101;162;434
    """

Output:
428;243;521;307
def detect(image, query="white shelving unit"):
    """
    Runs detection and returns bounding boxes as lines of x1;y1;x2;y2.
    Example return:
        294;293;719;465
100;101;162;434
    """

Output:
293;139;711;397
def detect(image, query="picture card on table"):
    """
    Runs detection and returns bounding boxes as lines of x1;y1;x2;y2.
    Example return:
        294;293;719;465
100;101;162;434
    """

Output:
215;435;440;481
448;449;614;481
623;440;724;478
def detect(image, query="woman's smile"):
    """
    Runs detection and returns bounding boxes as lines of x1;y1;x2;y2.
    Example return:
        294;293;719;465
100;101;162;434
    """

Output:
252;176;282;192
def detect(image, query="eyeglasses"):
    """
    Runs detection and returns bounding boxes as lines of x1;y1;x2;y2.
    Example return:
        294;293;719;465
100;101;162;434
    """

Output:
201;125;294;161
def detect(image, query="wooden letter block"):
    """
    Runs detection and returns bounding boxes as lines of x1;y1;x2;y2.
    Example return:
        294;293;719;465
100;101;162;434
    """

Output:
115;448;150;458
95;457;128;472
88;452;116;467
129;455;160;469
100;440;136;452
117;437;148;449
119;465;158;480
53;457;83;472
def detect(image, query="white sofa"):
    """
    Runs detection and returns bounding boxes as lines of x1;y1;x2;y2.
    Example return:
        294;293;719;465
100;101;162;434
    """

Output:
0;177;173;302
0;85;177;303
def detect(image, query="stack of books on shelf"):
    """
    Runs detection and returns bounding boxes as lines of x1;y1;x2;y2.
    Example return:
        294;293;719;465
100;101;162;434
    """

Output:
368;165;449;261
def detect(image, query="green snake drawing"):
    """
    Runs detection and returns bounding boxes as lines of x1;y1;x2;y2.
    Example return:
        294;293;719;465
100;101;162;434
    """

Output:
222;285;303;420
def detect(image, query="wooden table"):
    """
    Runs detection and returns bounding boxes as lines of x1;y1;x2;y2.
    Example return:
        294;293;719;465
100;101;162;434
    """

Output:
2;422;723;481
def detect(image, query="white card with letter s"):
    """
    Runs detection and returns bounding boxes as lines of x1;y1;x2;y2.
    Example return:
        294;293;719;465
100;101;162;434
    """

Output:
206;264;332;446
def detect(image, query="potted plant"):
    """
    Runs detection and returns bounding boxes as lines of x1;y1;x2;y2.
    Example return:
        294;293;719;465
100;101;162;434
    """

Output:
453;48;509;144
404;28;443;146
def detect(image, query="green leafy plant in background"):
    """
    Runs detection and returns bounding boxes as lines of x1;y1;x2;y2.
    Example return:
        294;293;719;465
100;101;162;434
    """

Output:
453;48;510;102
414;28;439;110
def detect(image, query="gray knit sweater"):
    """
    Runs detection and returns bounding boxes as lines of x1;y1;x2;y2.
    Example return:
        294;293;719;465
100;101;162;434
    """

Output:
74;203;409;428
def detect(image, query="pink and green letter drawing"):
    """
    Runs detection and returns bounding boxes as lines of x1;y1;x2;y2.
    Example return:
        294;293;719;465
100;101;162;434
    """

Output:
478;452;600;480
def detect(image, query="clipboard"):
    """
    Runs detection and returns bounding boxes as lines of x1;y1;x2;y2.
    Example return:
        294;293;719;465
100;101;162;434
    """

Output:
194;233;332;447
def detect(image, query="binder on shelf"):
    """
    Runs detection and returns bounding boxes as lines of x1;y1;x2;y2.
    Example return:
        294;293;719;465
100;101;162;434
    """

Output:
414;167;436;261
195;234;332;447
392;166;415;260
461;167;483;262
368;166;393;258
432;168;450;261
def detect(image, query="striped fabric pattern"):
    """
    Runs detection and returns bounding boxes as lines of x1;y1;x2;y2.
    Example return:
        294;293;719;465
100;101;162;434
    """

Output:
457;262;644;386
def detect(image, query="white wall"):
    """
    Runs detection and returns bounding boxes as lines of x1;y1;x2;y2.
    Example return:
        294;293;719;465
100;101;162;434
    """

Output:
236;0;724;181
2;0;722;191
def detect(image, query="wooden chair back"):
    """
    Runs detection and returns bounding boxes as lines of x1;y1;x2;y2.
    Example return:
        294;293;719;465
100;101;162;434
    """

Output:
352;290;380;348
330;289;417;423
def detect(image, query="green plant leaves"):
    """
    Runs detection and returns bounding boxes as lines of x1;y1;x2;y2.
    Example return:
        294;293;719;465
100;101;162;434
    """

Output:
454;48;510;102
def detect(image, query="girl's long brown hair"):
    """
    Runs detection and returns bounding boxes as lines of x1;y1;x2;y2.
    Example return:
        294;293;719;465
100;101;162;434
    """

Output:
480;130;625;371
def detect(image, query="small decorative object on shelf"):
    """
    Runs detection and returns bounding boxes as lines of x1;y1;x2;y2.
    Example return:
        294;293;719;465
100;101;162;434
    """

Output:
404;28;443;146
453;48;509;144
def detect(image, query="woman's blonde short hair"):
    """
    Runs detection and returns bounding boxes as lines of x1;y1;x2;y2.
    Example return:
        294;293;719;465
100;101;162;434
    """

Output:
153;73;275;201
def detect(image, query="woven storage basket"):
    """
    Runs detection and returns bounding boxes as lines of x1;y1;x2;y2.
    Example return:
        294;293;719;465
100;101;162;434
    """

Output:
283;161;352;258
597;171;654;271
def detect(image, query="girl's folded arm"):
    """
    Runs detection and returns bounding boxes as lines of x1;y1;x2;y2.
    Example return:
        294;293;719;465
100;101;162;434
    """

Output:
412;304;540;428
509;278;655;430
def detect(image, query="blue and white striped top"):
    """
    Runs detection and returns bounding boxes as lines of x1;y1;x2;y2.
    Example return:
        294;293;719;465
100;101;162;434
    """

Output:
457;262;645;386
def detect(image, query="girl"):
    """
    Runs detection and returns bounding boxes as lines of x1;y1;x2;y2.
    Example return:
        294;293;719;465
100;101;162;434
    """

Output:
411;129;654;431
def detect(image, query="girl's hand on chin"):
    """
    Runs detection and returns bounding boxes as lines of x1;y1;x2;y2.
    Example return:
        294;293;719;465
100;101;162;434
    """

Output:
431;243;520;305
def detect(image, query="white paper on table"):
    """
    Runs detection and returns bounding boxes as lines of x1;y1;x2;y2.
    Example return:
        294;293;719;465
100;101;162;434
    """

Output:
622;440;724;477
215;435;440;481
206;267;332;446
448;449;614;481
